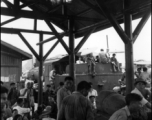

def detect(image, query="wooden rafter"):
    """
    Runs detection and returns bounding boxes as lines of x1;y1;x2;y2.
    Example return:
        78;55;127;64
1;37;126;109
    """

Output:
1;17;20;26
94;0;130;44
133;9;151;43
1;27;54;35
75;27;96;54
37;31;68;45
45;19;71;54
43;40;59;61
1;0;14;9
18;32;40;61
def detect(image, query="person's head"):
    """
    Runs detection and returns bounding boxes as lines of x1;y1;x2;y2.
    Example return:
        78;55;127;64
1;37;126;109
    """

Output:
143;67;147;72
77;81;91;97
64;76;73;90
46;84;51;90
17;98;24;106
79;57;82;60
112;53;116;57
125;93;142;113
100;49;104;51
89;96;95;103
134;78;147;90
137;67;141;72
1;86;8;107
13;114;22;120
59;82;64;87
96;56;99;59
10;82;16;89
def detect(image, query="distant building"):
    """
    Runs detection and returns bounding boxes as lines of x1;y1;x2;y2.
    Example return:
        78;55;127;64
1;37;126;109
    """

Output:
1;40;32;87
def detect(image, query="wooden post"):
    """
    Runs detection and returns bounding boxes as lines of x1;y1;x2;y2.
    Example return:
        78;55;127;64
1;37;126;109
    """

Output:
38;33;43;105
69;19;76;88
124;0;134;94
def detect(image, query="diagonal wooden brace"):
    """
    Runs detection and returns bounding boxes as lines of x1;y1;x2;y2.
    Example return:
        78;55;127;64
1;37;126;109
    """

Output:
18;32;40;61
45;19;71;54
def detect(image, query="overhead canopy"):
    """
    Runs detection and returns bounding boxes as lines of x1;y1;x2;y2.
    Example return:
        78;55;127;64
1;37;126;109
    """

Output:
2;0;150;38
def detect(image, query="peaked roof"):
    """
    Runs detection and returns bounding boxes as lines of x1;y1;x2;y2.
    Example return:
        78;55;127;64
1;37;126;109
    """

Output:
1;40;32;61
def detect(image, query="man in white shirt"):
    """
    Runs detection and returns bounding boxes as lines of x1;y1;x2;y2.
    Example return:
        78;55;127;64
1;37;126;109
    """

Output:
131;78;151;110
88;82;98;98
13;98;30;116
76;57;84;64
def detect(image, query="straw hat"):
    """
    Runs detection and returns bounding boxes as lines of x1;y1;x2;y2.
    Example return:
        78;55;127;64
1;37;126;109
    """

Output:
134;78;147;85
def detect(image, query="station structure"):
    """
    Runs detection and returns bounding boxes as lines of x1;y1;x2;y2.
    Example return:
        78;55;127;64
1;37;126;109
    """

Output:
1;0;151;105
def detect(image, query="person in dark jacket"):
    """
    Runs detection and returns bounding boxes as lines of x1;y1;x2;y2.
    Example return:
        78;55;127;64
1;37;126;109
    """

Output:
8;82;19;106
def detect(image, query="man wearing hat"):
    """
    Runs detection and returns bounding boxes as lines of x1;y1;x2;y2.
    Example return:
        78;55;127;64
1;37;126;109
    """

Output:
131;78;151;110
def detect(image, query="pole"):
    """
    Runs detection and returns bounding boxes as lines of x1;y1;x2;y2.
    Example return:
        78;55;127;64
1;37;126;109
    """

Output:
38;33;43;106
106;35;109;51
69;18;76;89
124;0;134;94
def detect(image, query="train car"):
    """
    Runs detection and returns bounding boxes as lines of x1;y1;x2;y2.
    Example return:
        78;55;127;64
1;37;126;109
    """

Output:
26;54;123;92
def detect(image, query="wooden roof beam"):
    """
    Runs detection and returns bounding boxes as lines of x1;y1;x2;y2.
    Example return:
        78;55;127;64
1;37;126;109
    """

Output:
80;0;106;18
133;9;151;43
94;0;130;44
1;27;54;35
36;31;68;45
45;20;71;54
1;17;20;26
1;0;14;9
1;7;44;20
18;32;40;61
43;40;59;61
75;28;96;54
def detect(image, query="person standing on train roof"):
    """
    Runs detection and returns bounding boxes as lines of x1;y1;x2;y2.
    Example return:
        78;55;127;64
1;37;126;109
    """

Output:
98;49;108;64
49;68;56;83
86;53;96;75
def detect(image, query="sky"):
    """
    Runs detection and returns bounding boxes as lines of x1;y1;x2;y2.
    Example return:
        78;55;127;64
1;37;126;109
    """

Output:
1;2;151;68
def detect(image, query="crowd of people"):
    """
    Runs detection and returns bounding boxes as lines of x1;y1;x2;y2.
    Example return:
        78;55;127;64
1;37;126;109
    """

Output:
1;74;151;120
76;48;120;76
